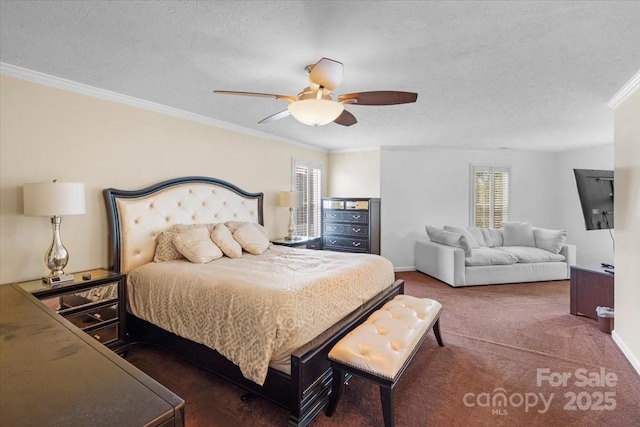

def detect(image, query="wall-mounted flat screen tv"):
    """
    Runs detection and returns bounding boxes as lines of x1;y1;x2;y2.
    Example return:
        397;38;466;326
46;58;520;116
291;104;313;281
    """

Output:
573;169;614;230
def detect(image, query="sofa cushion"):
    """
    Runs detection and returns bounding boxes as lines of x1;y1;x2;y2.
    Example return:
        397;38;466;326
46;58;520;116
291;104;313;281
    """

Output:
467;227;486;247
444;225;480;249
495;246;566;263
502;222;535;247
480;228;503;247
533;227;567;254
465;247;518;266
425;225;472;257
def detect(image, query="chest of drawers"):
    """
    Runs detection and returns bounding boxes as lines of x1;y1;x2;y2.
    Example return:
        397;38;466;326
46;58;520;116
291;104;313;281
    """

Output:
322;198;381;254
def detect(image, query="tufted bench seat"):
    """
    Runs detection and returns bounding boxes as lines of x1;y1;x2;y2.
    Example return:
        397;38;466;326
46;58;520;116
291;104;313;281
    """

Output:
325;294;443;427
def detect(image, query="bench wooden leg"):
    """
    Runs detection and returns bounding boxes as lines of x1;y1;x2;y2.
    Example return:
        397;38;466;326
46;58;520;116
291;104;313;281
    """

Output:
380;385;395;427
433;318;444;347
325;367;345;417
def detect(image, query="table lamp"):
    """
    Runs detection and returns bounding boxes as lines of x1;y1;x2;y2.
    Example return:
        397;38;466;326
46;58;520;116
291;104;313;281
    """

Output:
279;190;300;241
23;180;86;283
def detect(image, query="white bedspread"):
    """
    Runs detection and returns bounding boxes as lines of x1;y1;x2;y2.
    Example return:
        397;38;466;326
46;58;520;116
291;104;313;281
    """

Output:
127;245;395;385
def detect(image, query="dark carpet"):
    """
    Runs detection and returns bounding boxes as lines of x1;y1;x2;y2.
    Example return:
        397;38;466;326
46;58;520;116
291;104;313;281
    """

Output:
125;271;640;426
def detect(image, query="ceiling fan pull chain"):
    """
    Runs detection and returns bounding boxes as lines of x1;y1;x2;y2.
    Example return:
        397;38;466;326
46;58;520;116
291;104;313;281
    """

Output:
316;86;324;100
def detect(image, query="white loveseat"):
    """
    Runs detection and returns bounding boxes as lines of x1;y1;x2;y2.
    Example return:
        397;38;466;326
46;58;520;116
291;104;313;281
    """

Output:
415;223;576;287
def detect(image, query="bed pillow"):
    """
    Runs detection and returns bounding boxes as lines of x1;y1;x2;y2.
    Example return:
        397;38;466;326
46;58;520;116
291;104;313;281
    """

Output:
444;225;480;249
533;227;567;254
502;222;535;247
225;221;269;239
233;222;271;255
211;223;242;258
425;225;472;257
154;223;218;262
172;227;223;264
480;228;503;248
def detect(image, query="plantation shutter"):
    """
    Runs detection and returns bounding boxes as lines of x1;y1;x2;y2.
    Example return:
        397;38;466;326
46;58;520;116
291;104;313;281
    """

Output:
471;166;510;228
293;159;322;237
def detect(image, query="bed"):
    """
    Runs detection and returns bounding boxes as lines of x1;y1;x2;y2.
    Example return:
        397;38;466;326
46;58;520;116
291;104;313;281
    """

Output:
104;176;403;426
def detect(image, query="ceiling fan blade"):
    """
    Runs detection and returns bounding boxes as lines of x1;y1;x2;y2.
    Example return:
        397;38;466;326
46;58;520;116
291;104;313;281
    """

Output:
214;90;296;103
308;58;343;91
333;110;357;126
338;91;418;105
258;109;291;124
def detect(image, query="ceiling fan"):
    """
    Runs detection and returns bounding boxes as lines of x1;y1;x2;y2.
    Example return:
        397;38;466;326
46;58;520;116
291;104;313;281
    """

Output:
214;57;418;127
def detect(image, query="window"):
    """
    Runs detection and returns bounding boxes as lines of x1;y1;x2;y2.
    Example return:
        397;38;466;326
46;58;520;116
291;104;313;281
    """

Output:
471;166;510;228
292;158;322;237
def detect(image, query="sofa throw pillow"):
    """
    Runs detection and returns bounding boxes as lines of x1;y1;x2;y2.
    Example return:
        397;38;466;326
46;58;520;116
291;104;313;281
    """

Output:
233;222;271;255
444;225;480;249
467;227;486;247
172;227;223;264
502;222;536;247
425;225;472;257
480;228;503;247
533;227;567;254
211;223;242;258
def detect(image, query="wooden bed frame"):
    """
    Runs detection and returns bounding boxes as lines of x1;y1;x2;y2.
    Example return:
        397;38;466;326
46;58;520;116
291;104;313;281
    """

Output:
104;176;404;426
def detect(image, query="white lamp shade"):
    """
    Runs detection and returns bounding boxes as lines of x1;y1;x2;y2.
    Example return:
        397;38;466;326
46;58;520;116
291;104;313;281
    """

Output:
287;99;344;126
24;182;86;216
279;191;300;208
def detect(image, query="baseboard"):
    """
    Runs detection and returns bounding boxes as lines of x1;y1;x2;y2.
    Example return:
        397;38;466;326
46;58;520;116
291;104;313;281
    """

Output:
612;330;640;376
394;267;416;272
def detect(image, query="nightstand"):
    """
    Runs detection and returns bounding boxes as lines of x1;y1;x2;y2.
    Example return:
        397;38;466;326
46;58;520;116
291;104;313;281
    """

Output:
271;236;322;249
16;268;126;351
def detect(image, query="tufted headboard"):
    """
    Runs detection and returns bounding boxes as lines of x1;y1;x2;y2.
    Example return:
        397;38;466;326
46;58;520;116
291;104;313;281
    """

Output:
104;176;264;274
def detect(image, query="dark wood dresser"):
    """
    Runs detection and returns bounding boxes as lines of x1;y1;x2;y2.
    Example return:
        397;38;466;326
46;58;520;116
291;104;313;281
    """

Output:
570;265;614;320
0;283;185;427
321;197;381;254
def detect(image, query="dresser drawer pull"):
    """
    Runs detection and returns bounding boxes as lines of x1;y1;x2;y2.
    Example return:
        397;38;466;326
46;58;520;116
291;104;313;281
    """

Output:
329;239;337;244
352;214;361;219
352;242;361;247
94;313;102;320
328;226;337;231
93;334;101;341
329;214;337;218
352;228;361;233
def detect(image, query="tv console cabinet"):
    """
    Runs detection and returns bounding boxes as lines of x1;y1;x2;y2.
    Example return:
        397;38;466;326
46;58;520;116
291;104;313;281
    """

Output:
570;265;614;320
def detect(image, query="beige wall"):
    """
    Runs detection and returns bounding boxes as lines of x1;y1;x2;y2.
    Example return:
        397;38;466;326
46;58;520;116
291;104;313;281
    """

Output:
612;87;640;374
327;150;380;197
0;75;328;283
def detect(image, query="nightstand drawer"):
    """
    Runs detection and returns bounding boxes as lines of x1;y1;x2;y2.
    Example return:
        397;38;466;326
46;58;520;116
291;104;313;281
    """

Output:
323;236;369;252
64;304;118;330
40;281;119;313
89;323;119;345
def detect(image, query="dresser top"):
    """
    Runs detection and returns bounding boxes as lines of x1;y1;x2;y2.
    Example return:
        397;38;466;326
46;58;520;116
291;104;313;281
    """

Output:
0;284;184;426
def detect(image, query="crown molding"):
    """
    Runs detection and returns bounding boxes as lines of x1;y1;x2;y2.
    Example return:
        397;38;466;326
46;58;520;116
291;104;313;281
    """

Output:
0;62;327;153
607;68;640;109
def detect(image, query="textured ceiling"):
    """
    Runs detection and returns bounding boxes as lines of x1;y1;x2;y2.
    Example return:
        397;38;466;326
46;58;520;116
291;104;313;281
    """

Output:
1;1;639;152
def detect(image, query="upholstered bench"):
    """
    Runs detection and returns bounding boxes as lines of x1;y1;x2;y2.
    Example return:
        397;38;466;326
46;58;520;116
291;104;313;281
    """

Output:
325;294;443;427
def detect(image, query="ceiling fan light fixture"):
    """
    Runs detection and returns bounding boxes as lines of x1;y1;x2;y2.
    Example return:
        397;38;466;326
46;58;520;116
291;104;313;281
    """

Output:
287;99;344;126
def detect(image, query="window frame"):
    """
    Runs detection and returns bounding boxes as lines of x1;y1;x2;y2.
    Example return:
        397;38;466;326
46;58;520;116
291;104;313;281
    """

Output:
469;165;511;229
291;158;322;238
